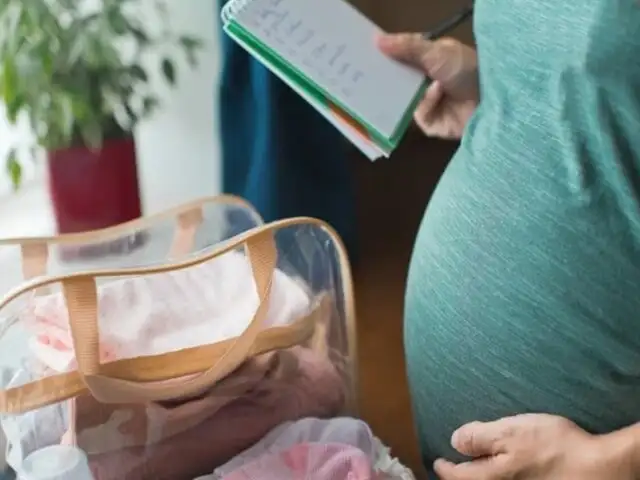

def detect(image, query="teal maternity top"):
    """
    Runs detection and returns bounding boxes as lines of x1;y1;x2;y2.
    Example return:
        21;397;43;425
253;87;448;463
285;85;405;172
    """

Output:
404;0;640;468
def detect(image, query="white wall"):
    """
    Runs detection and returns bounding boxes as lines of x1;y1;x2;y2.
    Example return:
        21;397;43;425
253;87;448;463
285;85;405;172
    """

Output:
0;108;40;195
135;0;222;214
0;0;222;215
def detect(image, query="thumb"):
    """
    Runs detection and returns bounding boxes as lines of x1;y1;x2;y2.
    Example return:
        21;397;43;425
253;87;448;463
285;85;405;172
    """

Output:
434;457;506;480
414;81;445;136
376;33;434;69
451;420;512;457
415;80;444;120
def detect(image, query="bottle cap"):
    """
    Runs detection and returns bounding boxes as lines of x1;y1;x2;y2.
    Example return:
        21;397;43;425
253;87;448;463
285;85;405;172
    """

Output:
19;445;93;480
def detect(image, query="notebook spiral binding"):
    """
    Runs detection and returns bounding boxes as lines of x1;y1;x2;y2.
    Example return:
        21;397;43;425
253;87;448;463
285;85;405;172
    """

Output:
220;0;254;24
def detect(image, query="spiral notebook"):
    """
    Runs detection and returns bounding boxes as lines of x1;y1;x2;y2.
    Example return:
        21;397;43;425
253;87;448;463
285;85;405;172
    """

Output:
221;0;426;160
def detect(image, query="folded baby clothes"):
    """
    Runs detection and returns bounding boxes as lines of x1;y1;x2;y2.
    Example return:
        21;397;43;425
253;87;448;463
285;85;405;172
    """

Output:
25;251;311;373
70;353;279;453
219;443;382;480
88;348;346;480
2;348;346;480
197;417;415;480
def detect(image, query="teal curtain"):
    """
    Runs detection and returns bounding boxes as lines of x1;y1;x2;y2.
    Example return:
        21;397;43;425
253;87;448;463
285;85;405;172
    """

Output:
0;468;13;479
217;0;357;259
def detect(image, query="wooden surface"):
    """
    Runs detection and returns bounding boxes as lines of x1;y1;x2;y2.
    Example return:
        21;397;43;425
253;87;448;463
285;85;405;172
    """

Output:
350;131;458;474
353;0;473;43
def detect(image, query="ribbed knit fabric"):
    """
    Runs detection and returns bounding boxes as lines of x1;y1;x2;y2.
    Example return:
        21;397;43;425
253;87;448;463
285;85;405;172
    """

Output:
404;0;640;470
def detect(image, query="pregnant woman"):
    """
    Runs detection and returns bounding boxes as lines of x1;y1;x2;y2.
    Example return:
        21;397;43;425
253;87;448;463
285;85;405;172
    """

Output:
378;0;640;478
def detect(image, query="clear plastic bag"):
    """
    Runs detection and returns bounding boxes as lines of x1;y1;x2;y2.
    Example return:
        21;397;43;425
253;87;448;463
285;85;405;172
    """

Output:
0;196;357;480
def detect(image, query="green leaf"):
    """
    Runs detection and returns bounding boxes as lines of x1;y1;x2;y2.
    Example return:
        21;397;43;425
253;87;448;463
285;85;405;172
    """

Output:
155;1;169;18
6;149;22;191
178;35;202;51
161;58;176;85
141;96;159;116
123;103;138;126
56;92;75;141
179;35;202;68
186;51;198;68
106;8;129;35
130;27;150;45
130;65;147;81
0;56;18;103
80;120;103;150
0;4;23;53
5;93;25;124
67;36;86;65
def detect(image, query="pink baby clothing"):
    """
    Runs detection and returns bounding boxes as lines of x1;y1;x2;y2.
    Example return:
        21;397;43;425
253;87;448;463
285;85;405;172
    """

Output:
87;348;346;480
24;250;311;373
70;353;279;453
199;418;415;480
220;443;382;480
1;348;346;480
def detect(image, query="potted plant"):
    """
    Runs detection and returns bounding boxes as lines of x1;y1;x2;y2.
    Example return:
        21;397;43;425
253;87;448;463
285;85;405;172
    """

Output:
0;0;202;239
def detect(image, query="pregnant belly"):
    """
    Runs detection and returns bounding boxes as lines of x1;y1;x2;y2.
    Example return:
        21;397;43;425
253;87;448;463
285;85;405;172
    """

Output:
403;157;640;465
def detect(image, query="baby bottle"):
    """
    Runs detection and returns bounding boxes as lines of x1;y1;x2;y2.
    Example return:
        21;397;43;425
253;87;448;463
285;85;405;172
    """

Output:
18;445;94;480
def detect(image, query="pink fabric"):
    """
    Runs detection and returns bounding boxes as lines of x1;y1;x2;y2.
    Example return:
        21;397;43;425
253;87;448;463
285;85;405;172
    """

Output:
221;443;381;480
24;251;311;374
27;305;117;373
200;418;416;480
211;417;379;476
66;354;278;453
88;348;345;480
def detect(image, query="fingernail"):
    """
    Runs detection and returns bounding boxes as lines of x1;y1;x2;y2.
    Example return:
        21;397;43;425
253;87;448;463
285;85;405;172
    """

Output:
433;458;452;472
375;34;388;45
451;429;461;447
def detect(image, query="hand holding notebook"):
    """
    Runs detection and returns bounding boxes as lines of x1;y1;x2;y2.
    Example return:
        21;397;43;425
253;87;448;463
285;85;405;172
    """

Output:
221;0;427;160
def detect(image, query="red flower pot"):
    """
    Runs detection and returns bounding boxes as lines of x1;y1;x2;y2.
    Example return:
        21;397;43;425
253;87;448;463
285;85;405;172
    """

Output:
47;136;142;233
47;137;144;259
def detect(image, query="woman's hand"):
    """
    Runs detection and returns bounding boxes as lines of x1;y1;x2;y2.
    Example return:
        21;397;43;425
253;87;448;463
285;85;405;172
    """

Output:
377;33;479;140
434;414;637;479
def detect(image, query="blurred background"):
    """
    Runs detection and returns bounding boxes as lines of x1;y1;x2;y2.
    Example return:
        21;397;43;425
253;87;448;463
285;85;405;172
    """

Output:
0;0;472;240
0;0;473;475
0;0;220;237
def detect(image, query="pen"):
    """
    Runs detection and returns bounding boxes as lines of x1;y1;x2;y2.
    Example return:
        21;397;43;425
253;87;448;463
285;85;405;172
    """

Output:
423;5;474;40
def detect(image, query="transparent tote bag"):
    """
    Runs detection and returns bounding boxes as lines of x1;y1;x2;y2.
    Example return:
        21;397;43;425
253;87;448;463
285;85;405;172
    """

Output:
0;196;357;480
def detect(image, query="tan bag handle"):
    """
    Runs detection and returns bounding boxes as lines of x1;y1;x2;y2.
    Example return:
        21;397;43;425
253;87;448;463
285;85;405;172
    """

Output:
21;242;48;279
61;229;277;403
0;195;262;248
0;303;319;414
21;242;50;296
169;206;204;257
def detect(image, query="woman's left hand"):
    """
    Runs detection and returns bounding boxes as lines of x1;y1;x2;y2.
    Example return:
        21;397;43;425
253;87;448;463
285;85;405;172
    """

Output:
434;414;636;479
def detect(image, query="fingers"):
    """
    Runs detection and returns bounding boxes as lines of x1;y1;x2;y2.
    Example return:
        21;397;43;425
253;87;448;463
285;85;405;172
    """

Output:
414;80;444;133
376;32;434;68
434;457;508;480
452;420;514;457
415;81;460;139
419;80;444;116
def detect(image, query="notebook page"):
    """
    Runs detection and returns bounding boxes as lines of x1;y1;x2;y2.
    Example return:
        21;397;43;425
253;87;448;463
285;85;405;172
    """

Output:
225;25;385;160
231;0;425;140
